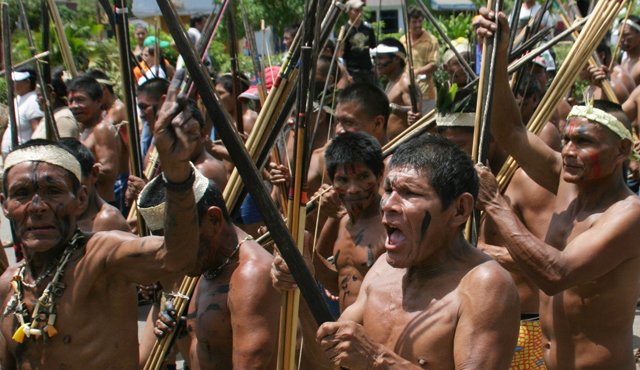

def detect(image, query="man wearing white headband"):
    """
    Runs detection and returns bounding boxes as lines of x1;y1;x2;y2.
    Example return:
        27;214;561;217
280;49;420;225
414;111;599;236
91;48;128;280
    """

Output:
620;16;640;85
0;71;201;369
477;10;640;370
371;37;414;141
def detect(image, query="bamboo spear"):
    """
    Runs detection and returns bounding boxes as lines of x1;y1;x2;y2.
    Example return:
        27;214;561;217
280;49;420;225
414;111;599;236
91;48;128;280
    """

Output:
507;0;523;54
610;1;634;71
16;0;59;141
226;5;244;135
401;0;419;113
157;0;335;327
0;52;50;78
1;3;17;149
41;0;50;84
113;0;146;236
44;0;77;77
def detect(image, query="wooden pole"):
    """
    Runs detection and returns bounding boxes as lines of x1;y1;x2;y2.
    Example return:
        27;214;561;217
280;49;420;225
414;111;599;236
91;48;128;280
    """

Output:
226;4;244;134
401;0;419;113
45;0;77;77
1;3;17;149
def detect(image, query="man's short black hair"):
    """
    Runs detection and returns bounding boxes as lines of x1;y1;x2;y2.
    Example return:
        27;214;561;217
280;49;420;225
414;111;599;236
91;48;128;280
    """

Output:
337;82;390;129
389;134;478;209
50;75;69;106
215;73;251;95
58;138;95;178
3;139;81;194
596;41;612;66
67;75;103;102
516;74;543;100
190;14;207;27
86;69;115;95
407;5;424;19
325;131;384;181
138;78;169;101
197;180;231;223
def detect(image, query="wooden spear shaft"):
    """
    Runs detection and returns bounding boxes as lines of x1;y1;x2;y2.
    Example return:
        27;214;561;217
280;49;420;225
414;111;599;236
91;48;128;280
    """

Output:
226;5;244;135
401;0;419;113
1;3;17;149
156;0;335;326
17;0;59;141
45;0;77;77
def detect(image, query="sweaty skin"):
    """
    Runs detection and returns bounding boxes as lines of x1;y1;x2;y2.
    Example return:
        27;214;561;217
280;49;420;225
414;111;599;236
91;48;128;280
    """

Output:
476;9;640;369
377;55;414;140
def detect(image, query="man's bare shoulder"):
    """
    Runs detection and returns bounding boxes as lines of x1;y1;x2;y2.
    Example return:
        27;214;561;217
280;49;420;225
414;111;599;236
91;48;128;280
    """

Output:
595;194;640;235
85;230;139;255
236;241;274;280
94;203;129;232
0;264;20;296
459;258;516;296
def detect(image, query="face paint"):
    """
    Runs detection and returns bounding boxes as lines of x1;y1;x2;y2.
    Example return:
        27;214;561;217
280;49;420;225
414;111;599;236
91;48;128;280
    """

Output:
419;211;431;243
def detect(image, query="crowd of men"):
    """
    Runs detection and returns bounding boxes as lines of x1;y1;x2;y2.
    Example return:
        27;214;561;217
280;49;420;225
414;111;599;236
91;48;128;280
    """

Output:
1;0;640;369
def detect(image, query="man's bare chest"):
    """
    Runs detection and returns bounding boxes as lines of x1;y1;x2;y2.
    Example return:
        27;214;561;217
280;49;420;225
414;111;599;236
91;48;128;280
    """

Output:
334;223;385;270
194;282;232;348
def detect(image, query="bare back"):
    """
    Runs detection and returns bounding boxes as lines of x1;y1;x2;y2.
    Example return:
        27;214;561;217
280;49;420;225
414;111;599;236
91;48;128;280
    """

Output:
386;73;412;140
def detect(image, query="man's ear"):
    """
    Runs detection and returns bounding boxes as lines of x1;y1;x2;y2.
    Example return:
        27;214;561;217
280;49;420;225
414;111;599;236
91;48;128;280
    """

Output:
90;163;100;182
373;114;385;131
206;206;225;230
618;138;633;165
450;192;474;228
74;185;89;217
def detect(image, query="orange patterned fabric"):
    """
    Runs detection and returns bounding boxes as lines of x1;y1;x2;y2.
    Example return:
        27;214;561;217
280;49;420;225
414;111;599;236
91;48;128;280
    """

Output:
510;320;547;369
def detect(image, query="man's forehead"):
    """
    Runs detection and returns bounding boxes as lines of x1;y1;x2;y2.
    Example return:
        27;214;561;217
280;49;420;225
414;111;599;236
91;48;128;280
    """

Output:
5;162;71;182
335;162;373;174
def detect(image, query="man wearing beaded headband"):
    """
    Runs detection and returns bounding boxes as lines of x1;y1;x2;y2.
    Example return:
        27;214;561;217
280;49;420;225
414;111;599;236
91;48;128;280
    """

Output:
476;9;640;369
144;172;280;369
0;70;201;369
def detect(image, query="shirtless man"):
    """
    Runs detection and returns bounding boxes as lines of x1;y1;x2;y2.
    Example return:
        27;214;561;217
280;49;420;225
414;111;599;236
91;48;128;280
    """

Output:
147;178;280;369
581;42;634;103
0;72;201;368
620;16;640;86
372;38;414;140
67;75;123;206
304;134;520;369
476;10;640;369
86;69;131;212
313;132;386;312
58;138;129;233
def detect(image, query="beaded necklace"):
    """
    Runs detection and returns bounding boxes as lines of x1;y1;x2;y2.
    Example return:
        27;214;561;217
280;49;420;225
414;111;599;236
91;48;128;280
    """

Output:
203;235;253;280
4;230;85;343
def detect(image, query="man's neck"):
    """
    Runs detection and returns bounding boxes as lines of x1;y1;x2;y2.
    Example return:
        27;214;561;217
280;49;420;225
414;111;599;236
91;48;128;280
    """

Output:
410;29;424;42
405;234;472;281
386;68;404;84
573;169;632;210
206;225;241;271
347;195;381;223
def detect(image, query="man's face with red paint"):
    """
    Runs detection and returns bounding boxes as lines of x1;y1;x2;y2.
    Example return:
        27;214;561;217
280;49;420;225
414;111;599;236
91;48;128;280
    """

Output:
331;162;380;217
561;117;621;183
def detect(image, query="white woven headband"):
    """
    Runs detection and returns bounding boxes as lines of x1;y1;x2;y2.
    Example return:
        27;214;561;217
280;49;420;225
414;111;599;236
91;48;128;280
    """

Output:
625;19;640;33
3;145;82;182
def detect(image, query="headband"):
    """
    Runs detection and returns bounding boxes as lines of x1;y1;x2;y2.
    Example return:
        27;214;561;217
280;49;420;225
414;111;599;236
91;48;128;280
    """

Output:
370;44;406;60
567;105;640;161
138;164;209;231
3;145;82;182
95;78;114;87
436;112;475;128
625;19;640;33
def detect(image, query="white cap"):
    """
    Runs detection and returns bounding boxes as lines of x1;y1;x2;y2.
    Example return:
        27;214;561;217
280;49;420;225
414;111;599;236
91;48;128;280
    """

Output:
11;71;30;82
345;0;364;10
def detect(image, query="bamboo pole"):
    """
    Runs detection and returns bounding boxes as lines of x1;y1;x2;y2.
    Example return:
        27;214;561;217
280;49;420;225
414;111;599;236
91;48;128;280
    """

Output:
44;0;77;77
0;52;50;78
610;1;633;71
16;0;58;141
401;0;419;113
1;3;17;150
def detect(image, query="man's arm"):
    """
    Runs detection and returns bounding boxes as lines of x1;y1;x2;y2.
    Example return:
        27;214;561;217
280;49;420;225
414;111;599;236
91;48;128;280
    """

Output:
453;262;520;370
477;164;640;295
475;9;562;193
229;256;280;369
105;71;200;283
92;122;121;198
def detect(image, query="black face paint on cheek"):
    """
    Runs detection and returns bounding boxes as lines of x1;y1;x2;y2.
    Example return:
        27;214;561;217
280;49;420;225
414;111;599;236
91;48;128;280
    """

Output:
419;211;431;242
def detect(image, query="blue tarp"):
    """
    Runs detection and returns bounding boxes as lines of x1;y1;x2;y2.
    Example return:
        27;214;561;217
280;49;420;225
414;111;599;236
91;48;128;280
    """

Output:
430;0;477;11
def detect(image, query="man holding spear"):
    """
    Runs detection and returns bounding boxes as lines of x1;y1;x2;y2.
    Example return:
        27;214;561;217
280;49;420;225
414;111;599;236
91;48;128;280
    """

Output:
0;73;201;369
476;9;640;369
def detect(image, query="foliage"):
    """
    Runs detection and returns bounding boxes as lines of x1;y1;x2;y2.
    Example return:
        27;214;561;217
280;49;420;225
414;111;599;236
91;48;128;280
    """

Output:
0;79;7;106
424;12;474;41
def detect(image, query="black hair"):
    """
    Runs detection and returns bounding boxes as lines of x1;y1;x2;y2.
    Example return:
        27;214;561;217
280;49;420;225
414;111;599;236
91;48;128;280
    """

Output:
515;74;543;100
378;37;407;68
137;77;169;101
628;15;640;30
337;82;390;129
325;131;384;181
407;5;424;19
190;14;207;27
196;180;231;223
50;75;69;106
67;75;103;102
86;69;115;95
593;99;632;131
389;134;478;209
58;138;95;178
215;73;251;95
283;25;299;37
187;100;205;129
324;39;336;55
15;67;37;90
3;139;81;194
596;41;612;66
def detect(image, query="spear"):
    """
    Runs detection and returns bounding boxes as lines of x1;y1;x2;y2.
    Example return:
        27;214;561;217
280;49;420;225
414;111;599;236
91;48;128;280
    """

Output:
44;0;77;77
1;3;17;149
507;0;523;54
156;0;334;325
240;0;268;102
113;0;146;236
17;0;59;141
610;1;634;71
41;0;50;84
414;0;477;80
401;0;419;113
226;4;244;134
0;52;50;78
